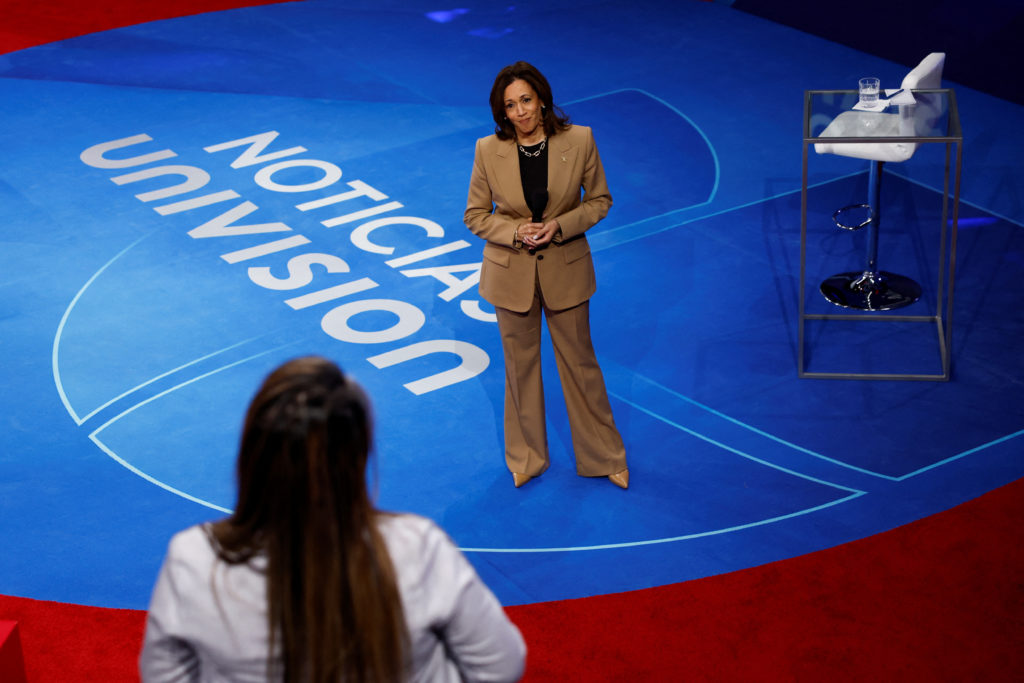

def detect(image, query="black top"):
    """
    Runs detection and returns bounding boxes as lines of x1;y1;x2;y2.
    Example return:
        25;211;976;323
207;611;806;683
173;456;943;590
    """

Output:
517;139;548;221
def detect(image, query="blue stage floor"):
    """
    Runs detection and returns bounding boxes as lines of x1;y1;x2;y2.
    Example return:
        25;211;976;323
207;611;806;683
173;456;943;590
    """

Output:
1;0;1022;609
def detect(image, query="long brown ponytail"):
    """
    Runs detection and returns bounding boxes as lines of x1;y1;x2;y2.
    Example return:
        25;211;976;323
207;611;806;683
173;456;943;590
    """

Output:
212;357;407;682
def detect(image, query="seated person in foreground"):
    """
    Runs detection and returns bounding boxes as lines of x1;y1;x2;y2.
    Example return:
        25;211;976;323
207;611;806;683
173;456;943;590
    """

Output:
139;356;526;682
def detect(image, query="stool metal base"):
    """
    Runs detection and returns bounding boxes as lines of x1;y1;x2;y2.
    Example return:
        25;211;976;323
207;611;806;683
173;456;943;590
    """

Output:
820;271;922;311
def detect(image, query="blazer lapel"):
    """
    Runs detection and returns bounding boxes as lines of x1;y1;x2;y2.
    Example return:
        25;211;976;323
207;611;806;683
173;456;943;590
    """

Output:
493;138;530;218
547;133;579;215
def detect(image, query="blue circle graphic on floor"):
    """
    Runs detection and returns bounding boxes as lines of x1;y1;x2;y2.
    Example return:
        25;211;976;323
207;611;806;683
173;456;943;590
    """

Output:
2;1;1023;609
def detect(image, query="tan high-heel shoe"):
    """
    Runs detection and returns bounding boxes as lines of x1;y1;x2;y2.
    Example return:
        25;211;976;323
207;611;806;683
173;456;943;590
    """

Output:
608;468;629;489
512;472;533;488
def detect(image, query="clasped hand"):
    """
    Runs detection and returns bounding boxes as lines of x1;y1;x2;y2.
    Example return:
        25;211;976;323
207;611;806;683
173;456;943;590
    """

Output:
519;220;559;249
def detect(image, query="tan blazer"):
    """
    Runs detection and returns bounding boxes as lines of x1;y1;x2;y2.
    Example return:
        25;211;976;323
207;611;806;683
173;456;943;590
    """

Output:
464;125;612;313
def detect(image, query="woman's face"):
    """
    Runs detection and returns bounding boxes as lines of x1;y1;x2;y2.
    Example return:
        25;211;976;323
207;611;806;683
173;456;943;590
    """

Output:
503;79;542;140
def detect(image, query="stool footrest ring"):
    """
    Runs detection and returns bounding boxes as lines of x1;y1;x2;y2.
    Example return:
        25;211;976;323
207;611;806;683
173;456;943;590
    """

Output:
832;203;873;231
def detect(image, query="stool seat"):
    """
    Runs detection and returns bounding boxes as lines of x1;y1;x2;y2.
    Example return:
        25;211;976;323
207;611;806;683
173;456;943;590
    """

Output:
814;110;916;163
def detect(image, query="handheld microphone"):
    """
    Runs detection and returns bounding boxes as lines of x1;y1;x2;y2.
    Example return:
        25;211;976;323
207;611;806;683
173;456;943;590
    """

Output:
528;189;548;255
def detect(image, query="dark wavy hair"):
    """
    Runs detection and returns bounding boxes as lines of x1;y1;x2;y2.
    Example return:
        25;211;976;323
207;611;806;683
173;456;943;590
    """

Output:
489;60;571;140
210;356;406;683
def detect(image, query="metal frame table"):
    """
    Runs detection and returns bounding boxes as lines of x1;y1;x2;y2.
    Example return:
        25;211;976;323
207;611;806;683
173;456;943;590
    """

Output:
799;88;963;381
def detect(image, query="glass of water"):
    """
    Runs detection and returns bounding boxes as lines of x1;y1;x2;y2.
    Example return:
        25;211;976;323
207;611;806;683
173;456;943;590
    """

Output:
859;77;880;106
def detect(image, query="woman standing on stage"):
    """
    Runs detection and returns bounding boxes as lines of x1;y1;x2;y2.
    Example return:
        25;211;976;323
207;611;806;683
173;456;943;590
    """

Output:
140;357;525;682
464;61;629;490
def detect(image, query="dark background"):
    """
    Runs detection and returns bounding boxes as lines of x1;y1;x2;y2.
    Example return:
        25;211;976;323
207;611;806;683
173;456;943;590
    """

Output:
734;0;1024;104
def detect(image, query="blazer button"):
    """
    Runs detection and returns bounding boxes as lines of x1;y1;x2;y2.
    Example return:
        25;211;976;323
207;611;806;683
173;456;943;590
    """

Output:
537;254;544;260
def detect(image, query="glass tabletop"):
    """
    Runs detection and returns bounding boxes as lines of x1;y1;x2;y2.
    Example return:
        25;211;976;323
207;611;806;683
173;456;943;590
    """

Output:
804;89;960;142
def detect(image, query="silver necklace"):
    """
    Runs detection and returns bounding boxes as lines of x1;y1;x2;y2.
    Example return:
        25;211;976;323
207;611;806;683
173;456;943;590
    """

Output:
518;138;546;157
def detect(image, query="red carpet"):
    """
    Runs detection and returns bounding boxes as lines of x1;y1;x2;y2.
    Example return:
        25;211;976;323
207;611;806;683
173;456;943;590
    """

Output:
0;0;297;54
510;476;1024;681
0;598;144;682
2;476;1022;681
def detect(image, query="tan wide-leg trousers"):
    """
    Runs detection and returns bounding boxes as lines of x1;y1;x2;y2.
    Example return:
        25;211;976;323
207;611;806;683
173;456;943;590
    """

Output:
495;292;627;478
